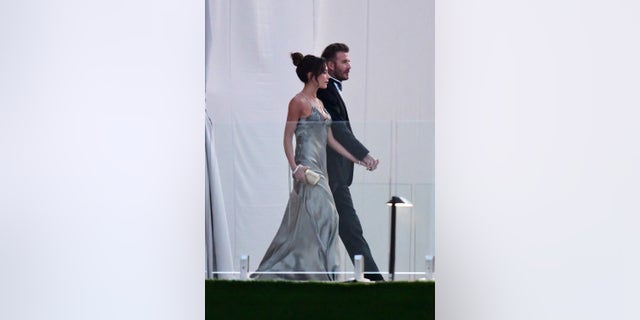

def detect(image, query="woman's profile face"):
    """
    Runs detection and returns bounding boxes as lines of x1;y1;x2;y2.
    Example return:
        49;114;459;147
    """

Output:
316;67;329;89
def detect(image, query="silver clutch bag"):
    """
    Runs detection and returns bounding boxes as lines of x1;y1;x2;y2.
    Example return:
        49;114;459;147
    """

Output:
305;169;321;185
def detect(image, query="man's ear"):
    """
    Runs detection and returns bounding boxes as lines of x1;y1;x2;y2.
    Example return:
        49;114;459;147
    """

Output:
326;60;335;72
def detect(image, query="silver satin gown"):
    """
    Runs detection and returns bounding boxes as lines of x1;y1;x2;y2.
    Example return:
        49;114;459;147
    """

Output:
252;107;341;281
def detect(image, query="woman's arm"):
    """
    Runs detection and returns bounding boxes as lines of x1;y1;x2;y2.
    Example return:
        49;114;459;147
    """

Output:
284;96;311;181
327;128;362;166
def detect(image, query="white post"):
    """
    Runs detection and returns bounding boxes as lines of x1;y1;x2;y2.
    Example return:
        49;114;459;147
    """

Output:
354;254;365;281
240;255;250;280
425;255;435;280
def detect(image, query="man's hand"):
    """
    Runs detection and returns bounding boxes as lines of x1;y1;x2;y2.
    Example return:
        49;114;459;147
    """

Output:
363;154;379;171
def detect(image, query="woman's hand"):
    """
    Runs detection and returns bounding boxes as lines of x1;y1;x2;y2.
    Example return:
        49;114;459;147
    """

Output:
356;156;379;171
292;164;309;183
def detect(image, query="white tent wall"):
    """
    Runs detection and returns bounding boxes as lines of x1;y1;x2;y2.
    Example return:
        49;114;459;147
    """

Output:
206;0;434;279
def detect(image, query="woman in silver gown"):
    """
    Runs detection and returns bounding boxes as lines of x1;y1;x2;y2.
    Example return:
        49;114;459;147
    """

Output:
251;53;363;281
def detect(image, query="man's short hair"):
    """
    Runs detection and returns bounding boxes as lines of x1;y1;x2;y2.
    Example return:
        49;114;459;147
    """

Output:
321;43;349;61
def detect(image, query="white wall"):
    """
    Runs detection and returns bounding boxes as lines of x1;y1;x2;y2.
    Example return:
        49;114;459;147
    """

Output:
1;1;203;319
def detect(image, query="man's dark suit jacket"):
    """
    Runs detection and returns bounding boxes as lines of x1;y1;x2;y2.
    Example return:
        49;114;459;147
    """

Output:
317;78;369;186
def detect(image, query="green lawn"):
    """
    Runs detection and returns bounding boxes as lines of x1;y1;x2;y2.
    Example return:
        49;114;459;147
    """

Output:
206;280;434;319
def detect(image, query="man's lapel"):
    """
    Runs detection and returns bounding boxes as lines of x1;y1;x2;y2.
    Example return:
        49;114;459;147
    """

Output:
331;78;349;122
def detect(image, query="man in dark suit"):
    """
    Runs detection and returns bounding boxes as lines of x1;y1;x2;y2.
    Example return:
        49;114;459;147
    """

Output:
317;43;384;281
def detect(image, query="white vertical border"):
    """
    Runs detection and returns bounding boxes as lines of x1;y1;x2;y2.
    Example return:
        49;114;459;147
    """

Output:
437;1;640;319
0;1;204;319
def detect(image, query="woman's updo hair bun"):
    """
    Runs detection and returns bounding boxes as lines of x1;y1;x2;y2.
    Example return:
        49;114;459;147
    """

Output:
290;52;326;83
291;52;304;66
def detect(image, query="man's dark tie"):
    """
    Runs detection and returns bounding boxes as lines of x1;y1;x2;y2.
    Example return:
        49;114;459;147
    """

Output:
335;80;342;91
